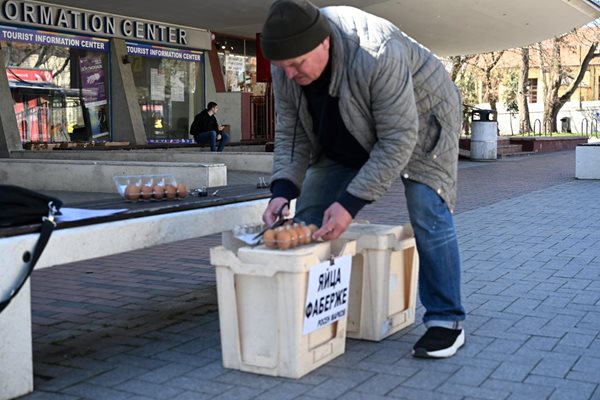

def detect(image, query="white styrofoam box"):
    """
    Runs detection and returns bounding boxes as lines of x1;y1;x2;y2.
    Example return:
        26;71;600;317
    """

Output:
210;237;356;378
340;223;419;341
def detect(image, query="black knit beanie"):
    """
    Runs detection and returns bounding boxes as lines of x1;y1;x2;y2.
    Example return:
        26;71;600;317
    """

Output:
261;0;331;61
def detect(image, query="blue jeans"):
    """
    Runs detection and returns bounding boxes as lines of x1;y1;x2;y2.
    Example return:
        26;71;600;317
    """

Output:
403;177;465;329
294;156;465;328
193;130;229;151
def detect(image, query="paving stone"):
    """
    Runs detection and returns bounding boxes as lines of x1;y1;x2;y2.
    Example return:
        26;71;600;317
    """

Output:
171;391;212;400
387;386;463;400
401;369;453;390
303;377;361;398
531;353;580;378
482;378;555;399
258;382;315;400
114;379;184;399
525;375;597;400
438;382;511;400
87;365;149;386
136;363;197;384
490;361;537;382
209;386;263;400
446;365;495;387
62;382;133;400
353;374;404;396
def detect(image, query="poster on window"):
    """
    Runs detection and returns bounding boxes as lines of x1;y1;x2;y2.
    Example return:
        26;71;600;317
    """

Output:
151;68;165;101
79;56;106;104
171;71;185;102
88;103;109;139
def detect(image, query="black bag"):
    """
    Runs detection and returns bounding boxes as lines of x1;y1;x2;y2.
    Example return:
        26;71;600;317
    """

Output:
0;185;62;313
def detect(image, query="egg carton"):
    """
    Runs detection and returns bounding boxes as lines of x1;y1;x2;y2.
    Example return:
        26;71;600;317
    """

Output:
112;174;188;202
233;223;318;249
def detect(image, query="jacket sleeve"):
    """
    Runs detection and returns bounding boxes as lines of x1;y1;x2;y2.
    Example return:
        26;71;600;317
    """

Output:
269;67;314;194
345;40;419;202
190;114;200;135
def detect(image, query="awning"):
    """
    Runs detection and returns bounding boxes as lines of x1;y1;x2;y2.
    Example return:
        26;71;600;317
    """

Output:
45;0;600;56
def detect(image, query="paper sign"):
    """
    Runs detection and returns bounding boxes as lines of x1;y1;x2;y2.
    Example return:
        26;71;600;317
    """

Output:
303;254;352;335
150;68;165;101
56;207;127;222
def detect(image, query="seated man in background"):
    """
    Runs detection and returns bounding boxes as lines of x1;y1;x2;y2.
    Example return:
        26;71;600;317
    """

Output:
190;101;229;151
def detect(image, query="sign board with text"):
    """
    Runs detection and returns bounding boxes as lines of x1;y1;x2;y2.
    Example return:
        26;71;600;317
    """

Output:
303;255;352;335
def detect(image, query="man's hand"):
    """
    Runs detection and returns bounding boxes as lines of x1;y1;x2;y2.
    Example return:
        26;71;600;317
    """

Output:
313;202;352;241
263;197;290;226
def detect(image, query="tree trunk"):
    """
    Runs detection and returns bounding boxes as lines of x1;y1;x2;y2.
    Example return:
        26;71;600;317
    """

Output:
449;56;462;82
542;38;562;133
479;52;504;112
554;42;599;128
518;47;532;133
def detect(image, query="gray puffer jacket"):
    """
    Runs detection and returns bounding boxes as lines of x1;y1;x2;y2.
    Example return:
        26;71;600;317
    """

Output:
270;6;462;211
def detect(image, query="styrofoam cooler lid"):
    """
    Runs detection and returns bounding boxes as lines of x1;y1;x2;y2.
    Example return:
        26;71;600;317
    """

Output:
211;239;356;275
341;224;408;250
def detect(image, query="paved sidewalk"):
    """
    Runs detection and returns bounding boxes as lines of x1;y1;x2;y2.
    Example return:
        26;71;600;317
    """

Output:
21;150;600;400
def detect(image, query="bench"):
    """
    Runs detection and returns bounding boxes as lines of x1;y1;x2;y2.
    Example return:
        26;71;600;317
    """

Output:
0;184;271;400
0;159;227;193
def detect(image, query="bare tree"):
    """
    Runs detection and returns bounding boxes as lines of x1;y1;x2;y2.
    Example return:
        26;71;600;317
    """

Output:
445;55;477;135
553;42;599;131
518;47;533;133
448;55;475;82
473;51;505;112
536;26;600;133
537;38;563;133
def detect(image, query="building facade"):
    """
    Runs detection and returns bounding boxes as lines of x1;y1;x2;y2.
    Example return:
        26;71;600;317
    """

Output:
0;0;216;156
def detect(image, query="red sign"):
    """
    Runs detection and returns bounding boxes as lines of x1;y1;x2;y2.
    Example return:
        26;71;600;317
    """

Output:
255;33;272;83
6;68;53;83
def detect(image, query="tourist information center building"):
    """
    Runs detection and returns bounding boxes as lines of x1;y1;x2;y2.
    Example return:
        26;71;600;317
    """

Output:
0;0;212;156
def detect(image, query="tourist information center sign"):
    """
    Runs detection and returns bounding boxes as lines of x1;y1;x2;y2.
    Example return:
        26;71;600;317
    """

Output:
303;255;352;335
0;0;211;49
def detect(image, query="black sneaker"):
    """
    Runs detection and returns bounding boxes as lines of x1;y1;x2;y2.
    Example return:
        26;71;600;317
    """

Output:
412;327;465;358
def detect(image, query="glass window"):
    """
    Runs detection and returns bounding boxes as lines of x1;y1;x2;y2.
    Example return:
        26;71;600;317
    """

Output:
528;78;538;103
127;42;204;143
1;25;110;143
215;34;266;95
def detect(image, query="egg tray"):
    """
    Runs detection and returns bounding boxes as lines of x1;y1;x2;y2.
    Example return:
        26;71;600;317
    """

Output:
233;223;318;250
112;174;188;202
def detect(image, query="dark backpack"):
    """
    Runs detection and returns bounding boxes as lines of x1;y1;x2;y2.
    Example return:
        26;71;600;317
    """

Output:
0;185;62;313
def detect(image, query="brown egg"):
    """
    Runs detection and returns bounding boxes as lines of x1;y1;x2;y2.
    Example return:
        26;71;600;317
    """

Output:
307;224;319;235
291;224;305;245
140;185;153;200
262;229;277;248
276;229;292;250
299;224;313;245
288;227;299;248
153;185;165;200
165;185;177;200
124;184;140;201
176;183;188;198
